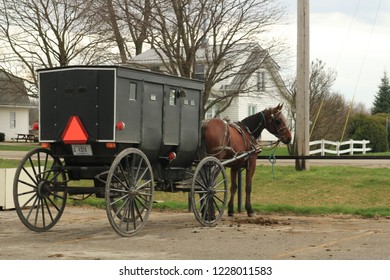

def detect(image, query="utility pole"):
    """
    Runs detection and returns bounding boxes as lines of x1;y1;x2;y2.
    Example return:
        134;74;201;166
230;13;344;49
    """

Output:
295;0;310;170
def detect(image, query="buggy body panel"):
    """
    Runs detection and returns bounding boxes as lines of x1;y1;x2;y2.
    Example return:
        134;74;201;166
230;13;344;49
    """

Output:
38;66;204;180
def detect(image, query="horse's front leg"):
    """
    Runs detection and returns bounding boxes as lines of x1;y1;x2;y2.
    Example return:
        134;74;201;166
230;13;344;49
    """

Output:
228;168;238;216
245;157;257;217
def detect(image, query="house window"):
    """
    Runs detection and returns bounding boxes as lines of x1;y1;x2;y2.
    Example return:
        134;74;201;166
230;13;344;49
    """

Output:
195;64;205;80
10;111;16;129
205;106;218;119
256;71;265;91
248;104;257;116
129;82;137;100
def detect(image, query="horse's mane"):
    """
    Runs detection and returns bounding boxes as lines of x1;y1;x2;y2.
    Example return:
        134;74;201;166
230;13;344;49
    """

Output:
239;109;266;139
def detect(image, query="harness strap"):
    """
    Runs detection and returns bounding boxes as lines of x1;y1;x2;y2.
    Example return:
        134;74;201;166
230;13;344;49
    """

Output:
230;122;261;154
205;120;235;157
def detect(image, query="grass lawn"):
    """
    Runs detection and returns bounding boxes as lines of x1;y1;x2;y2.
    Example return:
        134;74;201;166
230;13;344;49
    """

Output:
150;165;390;217
0;143;39;151
67;164;390;218
0;159;21;168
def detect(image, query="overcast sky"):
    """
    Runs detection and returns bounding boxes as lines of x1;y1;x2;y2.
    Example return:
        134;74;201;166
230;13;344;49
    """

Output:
275;0;390;110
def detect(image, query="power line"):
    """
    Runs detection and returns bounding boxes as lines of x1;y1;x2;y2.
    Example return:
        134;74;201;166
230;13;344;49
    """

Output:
334;0;361;69
351;0;382;100
340;0;382;142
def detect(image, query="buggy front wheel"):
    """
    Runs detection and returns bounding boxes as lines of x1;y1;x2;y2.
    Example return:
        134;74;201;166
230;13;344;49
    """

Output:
191;156;227;226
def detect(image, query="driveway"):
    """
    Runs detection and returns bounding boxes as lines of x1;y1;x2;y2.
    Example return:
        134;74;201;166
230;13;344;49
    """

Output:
0;206;389;260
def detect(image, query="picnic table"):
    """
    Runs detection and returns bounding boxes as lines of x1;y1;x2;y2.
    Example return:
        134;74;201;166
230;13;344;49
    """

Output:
14;133;38;143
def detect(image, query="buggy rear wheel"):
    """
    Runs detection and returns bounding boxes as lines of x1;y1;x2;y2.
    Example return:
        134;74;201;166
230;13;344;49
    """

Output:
13;148;67;232
105;148;154;237
191;156;227;226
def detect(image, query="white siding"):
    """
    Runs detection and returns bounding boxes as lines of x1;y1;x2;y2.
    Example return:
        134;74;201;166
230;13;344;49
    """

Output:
219;68;291;142
220;98;238;122
0;108;30;141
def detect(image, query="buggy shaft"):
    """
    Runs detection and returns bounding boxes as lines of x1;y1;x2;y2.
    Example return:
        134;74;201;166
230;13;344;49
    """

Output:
221;149;257;166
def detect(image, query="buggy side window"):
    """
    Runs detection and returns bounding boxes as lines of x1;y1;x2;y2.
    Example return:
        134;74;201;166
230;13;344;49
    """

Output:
169;89;176;106
129;82;137;101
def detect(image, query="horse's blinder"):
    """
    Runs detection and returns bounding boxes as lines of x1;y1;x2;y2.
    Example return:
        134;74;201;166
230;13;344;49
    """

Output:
270;111;289;140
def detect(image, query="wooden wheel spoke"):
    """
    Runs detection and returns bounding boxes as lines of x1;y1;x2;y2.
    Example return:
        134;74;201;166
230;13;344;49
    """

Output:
117;196;131;224
135;167;149;187
45;195;63;213
136;179;152;191
134;195;149;211
112;172;129;190
110;193;129;208
21;166;38;186
133;199;144;223
25;196;39;220
34;198;42;227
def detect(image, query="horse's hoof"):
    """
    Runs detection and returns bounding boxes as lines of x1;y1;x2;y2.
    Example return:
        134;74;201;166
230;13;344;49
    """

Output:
247;212;256;217
228;212;234;217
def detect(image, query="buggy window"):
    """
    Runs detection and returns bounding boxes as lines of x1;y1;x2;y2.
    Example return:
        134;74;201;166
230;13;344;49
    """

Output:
169;89;176;106
129;82;137;101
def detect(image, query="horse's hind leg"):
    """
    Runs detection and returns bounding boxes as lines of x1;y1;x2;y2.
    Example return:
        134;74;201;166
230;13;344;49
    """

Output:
228;168;238;216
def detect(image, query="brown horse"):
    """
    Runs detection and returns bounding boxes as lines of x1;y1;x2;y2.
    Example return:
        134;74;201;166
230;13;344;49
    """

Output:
201;103;292;217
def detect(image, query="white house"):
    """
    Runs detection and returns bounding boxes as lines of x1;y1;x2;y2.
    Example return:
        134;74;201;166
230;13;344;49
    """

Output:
129;43;292;142
0;71;35;141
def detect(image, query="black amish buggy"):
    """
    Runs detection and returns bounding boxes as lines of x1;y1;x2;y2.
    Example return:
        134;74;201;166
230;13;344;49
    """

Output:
13;66;229;236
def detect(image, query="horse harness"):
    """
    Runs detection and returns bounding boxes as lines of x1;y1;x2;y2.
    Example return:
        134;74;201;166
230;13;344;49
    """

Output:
205;119;260;158
229;122;260;153
204;109;287;157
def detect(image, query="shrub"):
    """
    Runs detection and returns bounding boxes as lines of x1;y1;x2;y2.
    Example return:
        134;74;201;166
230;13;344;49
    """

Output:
371;113;390;145
348;114;388;152
0;132;5;142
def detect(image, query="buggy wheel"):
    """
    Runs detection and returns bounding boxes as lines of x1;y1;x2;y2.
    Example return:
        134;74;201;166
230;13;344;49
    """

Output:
13;148;67;232
105;148;154;237
191;156;227;226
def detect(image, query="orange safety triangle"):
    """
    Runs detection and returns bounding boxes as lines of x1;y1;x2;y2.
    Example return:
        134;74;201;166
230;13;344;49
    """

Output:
61;116;89;144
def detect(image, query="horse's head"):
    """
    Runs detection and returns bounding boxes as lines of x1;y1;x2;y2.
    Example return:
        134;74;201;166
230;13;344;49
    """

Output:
264;103;292;144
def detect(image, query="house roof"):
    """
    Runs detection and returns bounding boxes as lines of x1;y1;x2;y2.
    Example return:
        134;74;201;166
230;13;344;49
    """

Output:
129;43;264;65
128;43;290;100
225;48;268;91
0;71;34;108
128;48;167;66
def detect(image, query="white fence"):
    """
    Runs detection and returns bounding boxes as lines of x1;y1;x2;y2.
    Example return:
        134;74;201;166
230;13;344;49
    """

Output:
309;139;372;156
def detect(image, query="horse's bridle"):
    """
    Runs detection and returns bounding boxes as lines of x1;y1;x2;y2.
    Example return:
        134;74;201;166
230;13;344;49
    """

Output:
248;110;287;138
267;110;289;140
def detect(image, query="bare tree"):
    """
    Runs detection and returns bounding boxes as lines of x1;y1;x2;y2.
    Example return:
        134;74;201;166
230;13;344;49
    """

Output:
95;0;153;62
73;0;286;117
0;0;114;97
141;0;286;115
287;59;359;154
